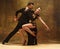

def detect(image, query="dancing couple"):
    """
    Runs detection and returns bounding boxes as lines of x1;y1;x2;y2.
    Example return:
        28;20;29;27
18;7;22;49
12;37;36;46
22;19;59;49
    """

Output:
2;2;50;45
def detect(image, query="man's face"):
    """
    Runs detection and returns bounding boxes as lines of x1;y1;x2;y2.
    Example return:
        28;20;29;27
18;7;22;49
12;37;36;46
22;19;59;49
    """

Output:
28;4;34;9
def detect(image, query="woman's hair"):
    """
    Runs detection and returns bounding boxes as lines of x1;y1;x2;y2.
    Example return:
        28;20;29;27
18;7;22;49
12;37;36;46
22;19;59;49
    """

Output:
36;7;41;11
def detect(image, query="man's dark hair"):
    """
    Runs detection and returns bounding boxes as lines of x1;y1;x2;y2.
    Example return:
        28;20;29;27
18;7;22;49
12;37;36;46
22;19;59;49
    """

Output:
27;2;34;6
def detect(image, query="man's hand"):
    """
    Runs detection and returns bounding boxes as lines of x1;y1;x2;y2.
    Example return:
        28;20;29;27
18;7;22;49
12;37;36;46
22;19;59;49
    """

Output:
14;18;17;21
14;16;18;22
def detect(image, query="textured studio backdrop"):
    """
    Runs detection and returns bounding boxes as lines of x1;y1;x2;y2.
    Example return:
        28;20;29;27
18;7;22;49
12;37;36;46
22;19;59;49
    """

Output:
0;0;60;44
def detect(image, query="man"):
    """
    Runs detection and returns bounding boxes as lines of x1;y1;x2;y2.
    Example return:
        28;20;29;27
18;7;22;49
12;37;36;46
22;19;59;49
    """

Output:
2;2;36;45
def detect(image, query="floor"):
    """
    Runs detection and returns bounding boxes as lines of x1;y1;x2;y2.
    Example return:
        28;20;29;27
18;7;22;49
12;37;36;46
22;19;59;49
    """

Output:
0;43;60;49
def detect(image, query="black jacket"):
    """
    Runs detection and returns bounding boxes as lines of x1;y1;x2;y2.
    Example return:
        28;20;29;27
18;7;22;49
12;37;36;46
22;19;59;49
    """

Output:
15;8;39;25
16;8;34;23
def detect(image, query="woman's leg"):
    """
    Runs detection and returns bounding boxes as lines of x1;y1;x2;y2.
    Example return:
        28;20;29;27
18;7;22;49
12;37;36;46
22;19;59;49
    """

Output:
19;29;26;45
22;23;36;37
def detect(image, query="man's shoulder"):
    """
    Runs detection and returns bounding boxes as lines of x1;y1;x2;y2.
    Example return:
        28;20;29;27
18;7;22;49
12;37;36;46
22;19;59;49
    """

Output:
31;10;34;13
19;8;25;10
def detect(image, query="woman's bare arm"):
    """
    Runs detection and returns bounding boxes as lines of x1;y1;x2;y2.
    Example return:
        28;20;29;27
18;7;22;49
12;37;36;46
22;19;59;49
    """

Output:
38;17;50;30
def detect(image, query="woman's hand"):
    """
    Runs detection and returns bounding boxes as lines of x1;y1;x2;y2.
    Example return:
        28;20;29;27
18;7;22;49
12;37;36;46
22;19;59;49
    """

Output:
46;26;50;31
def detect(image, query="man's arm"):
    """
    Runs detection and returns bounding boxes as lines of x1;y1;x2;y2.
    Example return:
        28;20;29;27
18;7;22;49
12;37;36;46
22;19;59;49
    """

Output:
38;17;50;30
15;8;24;17
14;8;24;21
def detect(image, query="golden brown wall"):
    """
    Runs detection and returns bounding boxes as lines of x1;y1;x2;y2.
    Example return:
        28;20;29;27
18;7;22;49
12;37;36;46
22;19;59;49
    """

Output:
0;0;60;43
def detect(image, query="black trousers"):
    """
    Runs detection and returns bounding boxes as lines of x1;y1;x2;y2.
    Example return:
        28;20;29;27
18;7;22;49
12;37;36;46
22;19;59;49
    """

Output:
27;28;37;45
3;21;22;42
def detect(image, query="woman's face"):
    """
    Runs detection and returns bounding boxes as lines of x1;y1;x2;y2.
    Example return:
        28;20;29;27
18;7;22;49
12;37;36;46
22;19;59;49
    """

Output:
35;10;40;14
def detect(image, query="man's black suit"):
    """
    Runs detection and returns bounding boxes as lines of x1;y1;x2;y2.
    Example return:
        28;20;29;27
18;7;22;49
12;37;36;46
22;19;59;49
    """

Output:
2;8;38;45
